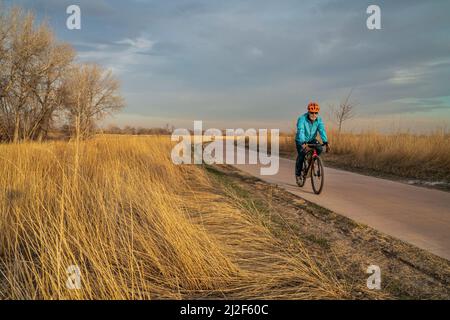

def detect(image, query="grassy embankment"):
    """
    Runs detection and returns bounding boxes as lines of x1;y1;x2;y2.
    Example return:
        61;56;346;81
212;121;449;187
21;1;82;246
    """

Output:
0;135;358;299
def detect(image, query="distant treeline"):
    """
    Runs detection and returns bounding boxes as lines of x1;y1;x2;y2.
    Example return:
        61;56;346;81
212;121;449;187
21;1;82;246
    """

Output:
102;125;175;136
102;127;292;136
0;6;124;143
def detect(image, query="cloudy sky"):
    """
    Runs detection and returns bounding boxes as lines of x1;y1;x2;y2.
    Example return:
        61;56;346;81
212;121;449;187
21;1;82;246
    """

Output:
5;0;450;132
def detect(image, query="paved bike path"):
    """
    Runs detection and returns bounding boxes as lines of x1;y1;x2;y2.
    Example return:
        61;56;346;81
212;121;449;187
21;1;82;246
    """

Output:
231;148;450;260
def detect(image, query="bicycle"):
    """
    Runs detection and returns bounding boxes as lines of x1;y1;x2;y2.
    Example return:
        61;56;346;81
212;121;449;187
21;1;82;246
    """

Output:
296;143;326;194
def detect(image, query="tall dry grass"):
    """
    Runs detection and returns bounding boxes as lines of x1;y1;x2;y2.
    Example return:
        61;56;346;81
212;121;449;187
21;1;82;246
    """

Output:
0;135;349;299
280;130;450;182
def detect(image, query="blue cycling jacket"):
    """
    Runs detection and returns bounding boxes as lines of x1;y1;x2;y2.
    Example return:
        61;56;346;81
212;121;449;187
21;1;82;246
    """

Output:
295;112;328;144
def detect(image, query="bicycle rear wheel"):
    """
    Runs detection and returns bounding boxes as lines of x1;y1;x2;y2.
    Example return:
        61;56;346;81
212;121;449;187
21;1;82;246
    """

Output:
311;156;324;194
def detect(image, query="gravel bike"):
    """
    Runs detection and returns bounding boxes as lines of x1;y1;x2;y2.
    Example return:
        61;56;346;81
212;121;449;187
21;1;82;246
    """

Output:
296;143;326;194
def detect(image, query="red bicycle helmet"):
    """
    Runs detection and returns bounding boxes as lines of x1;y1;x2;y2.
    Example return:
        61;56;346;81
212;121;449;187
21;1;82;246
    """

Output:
307;102;320;113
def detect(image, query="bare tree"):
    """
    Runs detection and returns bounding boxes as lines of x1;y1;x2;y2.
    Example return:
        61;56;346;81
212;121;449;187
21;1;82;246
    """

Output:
29;41;75;141
329;89;357;133
0;6;11;140
6;9;53;142
62;63;125;140
0;7;75;142
0;5;124;143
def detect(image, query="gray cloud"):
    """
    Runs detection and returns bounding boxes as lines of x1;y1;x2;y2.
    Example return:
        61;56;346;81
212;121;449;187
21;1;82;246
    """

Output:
4;0;450;129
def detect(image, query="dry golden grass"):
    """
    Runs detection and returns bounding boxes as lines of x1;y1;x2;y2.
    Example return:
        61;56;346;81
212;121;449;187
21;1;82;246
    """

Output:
279;130;450;182
0;135;350;299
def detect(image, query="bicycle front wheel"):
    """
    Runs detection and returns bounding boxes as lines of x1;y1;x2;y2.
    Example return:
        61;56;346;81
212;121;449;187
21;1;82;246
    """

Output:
311;156;324;194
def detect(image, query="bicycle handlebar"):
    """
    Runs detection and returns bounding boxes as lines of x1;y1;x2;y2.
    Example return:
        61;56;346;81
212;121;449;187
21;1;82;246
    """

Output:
306;143;326;147
305;143;329;153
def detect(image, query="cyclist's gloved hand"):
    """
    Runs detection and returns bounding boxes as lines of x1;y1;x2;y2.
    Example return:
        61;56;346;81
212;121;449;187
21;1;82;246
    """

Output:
324;142;330;153
302;143;308;150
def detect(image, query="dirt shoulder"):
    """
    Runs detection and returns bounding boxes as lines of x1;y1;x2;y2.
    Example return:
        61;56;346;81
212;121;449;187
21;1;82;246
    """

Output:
208;164;450;299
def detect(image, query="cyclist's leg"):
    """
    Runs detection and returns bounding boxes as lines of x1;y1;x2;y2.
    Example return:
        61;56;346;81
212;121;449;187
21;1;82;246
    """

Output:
295;142;306;176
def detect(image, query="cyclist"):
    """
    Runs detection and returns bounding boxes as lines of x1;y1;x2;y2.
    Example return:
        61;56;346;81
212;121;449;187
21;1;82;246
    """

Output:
295;102;330;185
